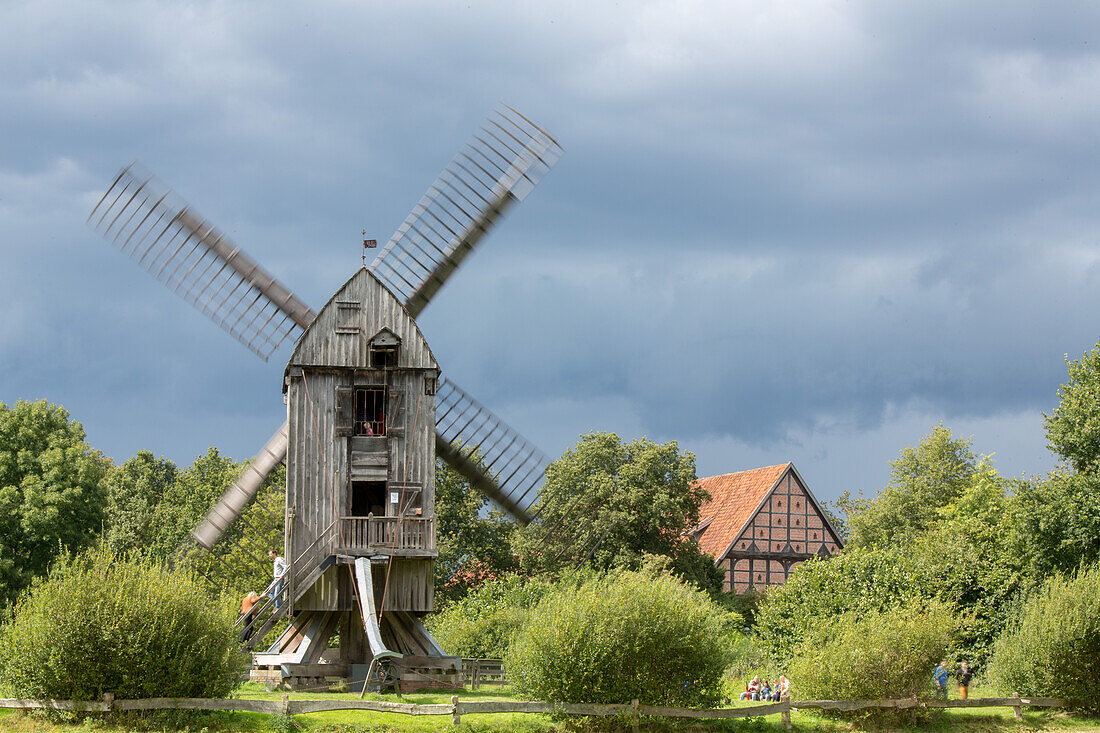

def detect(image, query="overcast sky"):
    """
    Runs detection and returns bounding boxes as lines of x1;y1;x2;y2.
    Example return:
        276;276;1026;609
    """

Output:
3;1;1099;505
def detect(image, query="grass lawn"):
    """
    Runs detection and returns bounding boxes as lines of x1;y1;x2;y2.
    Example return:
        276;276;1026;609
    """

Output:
1;683;1097;732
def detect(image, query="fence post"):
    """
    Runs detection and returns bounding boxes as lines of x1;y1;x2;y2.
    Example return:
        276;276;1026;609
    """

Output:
781;702;792;730
1013;692;1023;721
281;693;290;717
102;692;114;712
452;695;461;726
630;698;640;732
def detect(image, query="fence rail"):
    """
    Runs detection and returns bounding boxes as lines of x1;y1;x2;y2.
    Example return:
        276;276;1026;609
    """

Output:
0;694;1066;726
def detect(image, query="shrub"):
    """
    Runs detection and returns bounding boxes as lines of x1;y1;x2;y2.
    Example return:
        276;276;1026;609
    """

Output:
426;573;557;658
506;569;734;706
0;548;246;700
755;547;930;662
788;600;955;720
990;563;1100;714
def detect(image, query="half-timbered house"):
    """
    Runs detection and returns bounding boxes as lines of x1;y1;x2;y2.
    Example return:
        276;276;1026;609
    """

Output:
693;462;843;593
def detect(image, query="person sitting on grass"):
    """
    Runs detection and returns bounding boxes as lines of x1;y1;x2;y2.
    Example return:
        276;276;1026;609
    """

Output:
760;679;772;701
740;676;761;701
777;675;790;701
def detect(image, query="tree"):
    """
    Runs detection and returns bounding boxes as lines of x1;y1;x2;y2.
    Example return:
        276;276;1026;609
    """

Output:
102;450;178;557
913;464;1028;666
433;457;517;605
148;447;241;561
515;432;723;593
1014;470;1100;576
1044;340;1100;473
0;400;109;609
847;424;978;549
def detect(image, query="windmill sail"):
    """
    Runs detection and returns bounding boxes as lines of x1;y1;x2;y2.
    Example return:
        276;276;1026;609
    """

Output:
88;163;316;360
191;423;289;550
370;104;563;318
434;378;547;523
90;105;560;585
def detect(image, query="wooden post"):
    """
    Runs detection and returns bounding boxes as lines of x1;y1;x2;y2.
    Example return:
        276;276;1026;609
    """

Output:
102;693;114;712
281;693;290;717
1013;692;1023;721
630;698;640;732
781;704;792;730
451;695;460;726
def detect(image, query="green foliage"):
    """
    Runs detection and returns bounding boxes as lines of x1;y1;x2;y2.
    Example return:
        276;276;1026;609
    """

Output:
717;588;765;629
912;464;1028;667
990;564;1100;715
0;547;246;700
148;447;241;562
516;432;722;593
1045;340;1100;473
789;600;955;721
426;573;558;658
102;450;178;557
847;424;978;549
506;569;733;706
187;463;286;598
0;399;109;610
756;547;930;662
1014;469;1100;577
434;457;518;606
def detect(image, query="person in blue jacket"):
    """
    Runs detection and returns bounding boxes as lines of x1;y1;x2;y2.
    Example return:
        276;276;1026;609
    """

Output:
933;660;951;698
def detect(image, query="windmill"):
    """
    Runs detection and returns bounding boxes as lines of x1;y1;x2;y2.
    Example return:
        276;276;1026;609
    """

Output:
88;105;562;691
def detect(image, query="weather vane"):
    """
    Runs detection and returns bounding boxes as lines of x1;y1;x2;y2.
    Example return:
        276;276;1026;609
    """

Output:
362;230;377;266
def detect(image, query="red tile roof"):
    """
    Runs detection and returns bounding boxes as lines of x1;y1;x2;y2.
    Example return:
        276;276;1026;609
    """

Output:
694;463;791;559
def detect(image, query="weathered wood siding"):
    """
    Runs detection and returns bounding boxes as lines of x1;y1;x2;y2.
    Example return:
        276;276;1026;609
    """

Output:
285;266;438;612
287;268;438;371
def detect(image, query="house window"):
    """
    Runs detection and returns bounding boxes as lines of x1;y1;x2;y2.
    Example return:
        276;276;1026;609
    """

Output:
335;301;360;334
354;387;386;436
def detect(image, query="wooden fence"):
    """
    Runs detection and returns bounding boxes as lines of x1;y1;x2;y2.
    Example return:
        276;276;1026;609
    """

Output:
0;694;1065;727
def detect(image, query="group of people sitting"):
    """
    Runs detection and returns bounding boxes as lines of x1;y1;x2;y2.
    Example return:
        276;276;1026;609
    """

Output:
739;675;790;702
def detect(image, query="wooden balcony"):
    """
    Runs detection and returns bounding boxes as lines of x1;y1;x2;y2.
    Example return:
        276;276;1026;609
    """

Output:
339;515;435;556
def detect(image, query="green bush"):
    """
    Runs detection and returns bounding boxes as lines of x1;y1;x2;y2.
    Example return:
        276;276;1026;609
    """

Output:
426;573;557;658
0;548;246;700
756;547;931;662
788;600;955;720
990;563;1100;714
506;569;734;706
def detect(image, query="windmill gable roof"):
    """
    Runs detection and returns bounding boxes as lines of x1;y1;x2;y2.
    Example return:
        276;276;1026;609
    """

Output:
287;267;438;373
694;463;790;558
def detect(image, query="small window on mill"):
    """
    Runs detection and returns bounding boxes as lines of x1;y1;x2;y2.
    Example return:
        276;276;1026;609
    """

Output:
371;346;397;368
335;301;360;334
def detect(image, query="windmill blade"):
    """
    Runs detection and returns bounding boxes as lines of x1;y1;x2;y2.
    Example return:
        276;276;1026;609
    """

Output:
370;104;563;318
88;163;316;360
191;422;288;550
435;377;548;524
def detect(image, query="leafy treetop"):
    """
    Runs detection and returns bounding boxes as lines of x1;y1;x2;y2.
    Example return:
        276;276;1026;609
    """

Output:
0;399;108;609
515;432;723;593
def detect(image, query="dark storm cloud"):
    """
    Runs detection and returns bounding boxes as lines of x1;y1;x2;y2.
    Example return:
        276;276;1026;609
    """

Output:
2;1;1098;498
